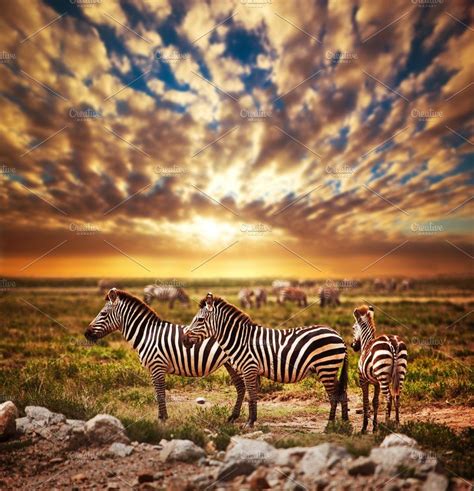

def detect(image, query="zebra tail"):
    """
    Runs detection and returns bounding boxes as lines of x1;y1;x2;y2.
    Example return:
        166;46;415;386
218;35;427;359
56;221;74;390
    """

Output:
337;352;349;399
390;351;400;397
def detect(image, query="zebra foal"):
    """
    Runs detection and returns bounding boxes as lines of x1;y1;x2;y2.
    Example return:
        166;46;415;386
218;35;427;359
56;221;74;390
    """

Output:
351;305;408;432
85;289;245;421
183;293;349;427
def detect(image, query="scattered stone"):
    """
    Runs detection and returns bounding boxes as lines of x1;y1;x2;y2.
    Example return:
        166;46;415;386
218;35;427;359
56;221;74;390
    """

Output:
15;417;31;435
298;443;351;478
243;430;264;439
225;437;275;466
195;397;206;405
347;456;376;476
107;442;134;457
137;470;155;483
106;483;120;490
106;471;117;478
422;473;448;491
370;446;437;477
65;419;85;430
273;447;307;467
25;406;66;425
49;457;64;465
84;414;129;444
72;473;87;482
380;434;418;449
205;440;216;454
159;439;206;463
248;467;270;489
0;401;19;440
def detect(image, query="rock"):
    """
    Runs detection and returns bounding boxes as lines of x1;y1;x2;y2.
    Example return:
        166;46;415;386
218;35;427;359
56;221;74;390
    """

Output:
68;426;88;449
298;443;351;478
422;473;448;491
0;401;18;439
248;467;270;489
49;457;64;465
380;434;418;449
84;414;129;444
72;473;87;482
244;430;264;439
195;397;206;405
25;406;66;425
273;447;307;467
225;437;275;466
15;417;32;435
107;442;134;457
370;446;437;477
347;456;376;476
159;439;205;463
205;440;216;454
137;470;155;483
66;419;86;430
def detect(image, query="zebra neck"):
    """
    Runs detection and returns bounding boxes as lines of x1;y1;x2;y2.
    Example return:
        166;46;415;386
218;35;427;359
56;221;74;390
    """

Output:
120;299;158;347
214;316;252;352
360;324;375;350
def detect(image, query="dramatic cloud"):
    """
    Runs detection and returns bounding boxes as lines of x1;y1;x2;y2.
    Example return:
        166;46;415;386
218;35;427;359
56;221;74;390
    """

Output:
0;0;472;278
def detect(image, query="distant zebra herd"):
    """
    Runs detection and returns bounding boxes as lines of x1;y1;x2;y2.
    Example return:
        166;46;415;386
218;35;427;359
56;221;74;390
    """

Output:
86;286;408;432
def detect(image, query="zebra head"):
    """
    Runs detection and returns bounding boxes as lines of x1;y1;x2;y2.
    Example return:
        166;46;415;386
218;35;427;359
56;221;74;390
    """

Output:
183;292;215;347
351;304;375;351
85;288;122;342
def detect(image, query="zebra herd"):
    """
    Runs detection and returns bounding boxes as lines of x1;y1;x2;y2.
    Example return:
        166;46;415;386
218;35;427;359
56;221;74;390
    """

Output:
85;288;407;432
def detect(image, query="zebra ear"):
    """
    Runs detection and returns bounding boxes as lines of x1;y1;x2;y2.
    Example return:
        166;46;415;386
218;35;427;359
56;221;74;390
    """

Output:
108;288;118;304
206;292;214;309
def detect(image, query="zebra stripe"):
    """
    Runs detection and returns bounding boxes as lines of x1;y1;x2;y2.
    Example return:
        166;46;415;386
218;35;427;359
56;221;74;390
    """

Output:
85;289;245;421
351;305;408;432
183;293;349;427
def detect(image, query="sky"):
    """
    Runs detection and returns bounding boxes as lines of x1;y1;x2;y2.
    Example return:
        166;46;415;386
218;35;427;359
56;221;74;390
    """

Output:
0;0;473;279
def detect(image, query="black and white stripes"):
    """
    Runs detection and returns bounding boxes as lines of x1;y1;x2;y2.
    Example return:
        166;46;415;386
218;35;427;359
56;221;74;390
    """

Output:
85;289;245;421
351;305;408;432
183;293;349;427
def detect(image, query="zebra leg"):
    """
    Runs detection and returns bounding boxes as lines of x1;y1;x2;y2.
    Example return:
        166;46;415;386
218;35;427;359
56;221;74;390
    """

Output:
243;369;259;428
395;395;400;425
372;384;380;432
151;368;168;420
360;380;370;433
223;363;246;422
385;390;392;423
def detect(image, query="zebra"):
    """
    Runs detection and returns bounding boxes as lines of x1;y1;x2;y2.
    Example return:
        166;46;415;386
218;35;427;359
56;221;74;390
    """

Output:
98;279;123;294
183;293;349;427
277;287;307;307
85;289;246;421
143;285;190;309
351;305;408;433
238;288;255;308
319;286;340;307
254;288;267;308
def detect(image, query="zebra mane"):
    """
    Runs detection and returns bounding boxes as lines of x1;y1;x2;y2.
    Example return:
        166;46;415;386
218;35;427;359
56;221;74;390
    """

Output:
199;296;254;325
113;290;163;320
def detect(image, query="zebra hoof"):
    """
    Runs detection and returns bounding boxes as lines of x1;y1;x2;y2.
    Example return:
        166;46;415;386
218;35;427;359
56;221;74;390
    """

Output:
227;415;239;423
242;421;255;429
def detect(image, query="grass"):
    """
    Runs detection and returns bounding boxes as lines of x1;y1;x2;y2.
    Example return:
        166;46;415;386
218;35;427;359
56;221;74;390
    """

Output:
0;279;473;478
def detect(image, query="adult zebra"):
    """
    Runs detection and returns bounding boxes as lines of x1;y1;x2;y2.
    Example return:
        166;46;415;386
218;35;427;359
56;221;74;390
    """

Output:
85;289;245;421
351;305;408;432
183;293;349;427
143;285;190;309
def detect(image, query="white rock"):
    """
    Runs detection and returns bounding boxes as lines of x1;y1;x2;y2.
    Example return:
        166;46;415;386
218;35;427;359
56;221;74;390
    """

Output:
159;439;205;463
298;443;351;478
25;406;66;425
15;417;32;435
380;433;418;448
195;397;206;405
272;447;308;467
370;446;437;476
84;414;129;444
225;437;276;466
422;473;448;491
0;401;18;439
108;442;134;457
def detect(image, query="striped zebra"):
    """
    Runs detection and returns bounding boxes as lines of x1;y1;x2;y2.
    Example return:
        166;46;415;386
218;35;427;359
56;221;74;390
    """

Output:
254;288;267;308
85;289;245;421
143;285;190;309
183;293;349;427
238;288;254;308
351;305;408;432
319;286;340;307
277;287;308;307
